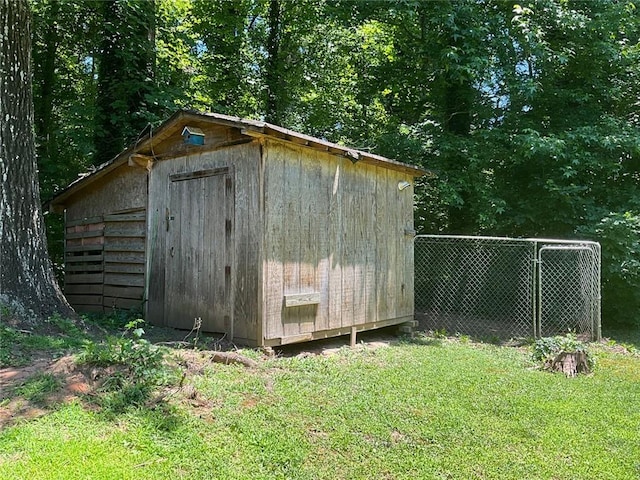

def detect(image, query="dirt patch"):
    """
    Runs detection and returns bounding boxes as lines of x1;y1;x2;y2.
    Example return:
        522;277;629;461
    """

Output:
0;325;408;427
273;326;400;358
0;355;94;428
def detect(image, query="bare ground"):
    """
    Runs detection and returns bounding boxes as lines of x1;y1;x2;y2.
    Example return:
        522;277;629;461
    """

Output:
0;326;398;428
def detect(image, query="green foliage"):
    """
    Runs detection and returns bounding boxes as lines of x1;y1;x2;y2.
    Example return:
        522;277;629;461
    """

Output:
0;325;19;367
431;328;448;339
46;313;82;335
532;333;596;371
29;0;640;326
578;212;640;327
14;373;62;404
93;0;159;164
77;319;172;410
83;308;143;330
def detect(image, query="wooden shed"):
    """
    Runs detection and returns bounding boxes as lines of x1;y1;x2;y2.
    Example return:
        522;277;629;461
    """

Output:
50;111;426;346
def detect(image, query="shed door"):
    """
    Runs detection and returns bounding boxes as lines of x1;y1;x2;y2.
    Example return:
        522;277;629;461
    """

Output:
165;167;233;333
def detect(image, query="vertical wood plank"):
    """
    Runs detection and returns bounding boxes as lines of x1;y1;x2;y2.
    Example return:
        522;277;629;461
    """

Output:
298;152;321;334
351;163;369;327
314;149;332;332
232;147;248;340
387;170;399;319
282;147;302;338
365;164;378;323
225;166;235;339
145;162;161;323
230;144;261;343
257;143;266;345
340;160;355;328
328;159;343;330
375;166;390;322
263;142;286;340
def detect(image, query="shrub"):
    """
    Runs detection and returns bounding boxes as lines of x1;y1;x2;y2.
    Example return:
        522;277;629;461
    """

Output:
77;319;172;410
577;212;640;327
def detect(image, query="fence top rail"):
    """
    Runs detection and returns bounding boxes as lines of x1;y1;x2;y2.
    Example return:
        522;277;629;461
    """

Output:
538;245;596;252
415;234;599;248
527;238;600;248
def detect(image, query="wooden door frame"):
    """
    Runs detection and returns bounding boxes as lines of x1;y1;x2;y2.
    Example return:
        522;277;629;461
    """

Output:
163;165;235;339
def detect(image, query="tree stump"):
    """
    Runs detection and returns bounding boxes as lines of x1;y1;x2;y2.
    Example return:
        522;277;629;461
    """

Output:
548;351;591;377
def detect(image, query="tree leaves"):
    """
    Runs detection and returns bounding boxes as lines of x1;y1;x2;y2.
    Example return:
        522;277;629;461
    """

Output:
30;0;640;324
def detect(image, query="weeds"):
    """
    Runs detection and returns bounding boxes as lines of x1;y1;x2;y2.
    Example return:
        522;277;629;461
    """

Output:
14;373;62;404
0;325;20;367
77;319;174;411
44;314;82;336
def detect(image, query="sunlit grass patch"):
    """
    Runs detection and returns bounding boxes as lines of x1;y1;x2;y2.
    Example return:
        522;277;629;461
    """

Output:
1;327;639;479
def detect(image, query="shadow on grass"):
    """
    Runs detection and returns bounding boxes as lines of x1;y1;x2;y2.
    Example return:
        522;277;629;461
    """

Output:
97;398;185;432
397;335;445;347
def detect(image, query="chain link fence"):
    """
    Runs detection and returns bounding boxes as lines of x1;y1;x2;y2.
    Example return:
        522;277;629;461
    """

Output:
415;235;601;340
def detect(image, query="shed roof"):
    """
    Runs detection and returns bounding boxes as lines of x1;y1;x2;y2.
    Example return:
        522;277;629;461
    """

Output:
49;110;429;210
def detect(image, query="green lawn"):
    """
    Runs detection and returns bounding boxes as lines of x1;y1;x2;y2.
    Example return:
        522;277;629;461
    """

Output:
1;331;639;479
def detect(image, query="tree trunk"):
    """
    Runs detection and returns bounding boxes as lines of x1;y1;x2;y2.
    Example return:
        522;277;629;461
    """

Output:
33;0;60;167
94;0;156;165
0;0;73;322
94;0;126;164
264;0;283;125
548;352;591;378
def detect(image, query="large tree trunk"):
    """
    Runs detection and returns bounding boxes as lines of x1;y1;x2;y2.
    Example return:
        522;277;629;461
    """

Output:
0;0;73;322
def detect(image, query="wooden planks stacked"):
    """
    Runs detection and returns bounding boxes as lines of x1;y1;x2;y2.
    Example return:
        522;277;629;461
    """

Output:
64;217;106;312
102;209;146;310
64;209;146;313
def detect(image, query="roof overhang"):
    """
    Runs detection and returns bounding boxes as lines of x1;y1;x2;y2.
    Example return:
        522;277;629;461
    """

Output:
48;110;431;212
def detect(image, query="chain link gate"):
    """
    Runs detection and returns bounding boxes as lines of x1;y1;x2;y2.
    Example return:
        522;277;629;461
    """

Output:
414;235;601;340
537;244;601;339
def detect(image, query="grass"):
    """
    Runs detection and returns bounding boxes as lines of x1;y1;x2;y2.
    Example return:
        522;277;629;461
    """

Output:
1;326;639;479
0;315;88;367
12;373;63;404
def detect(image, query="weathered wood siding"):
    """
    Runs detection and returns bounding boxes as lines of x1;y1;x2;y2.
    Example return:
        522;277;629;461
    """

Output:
65;164;147;221
262;140;415;344
146;141;262;343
